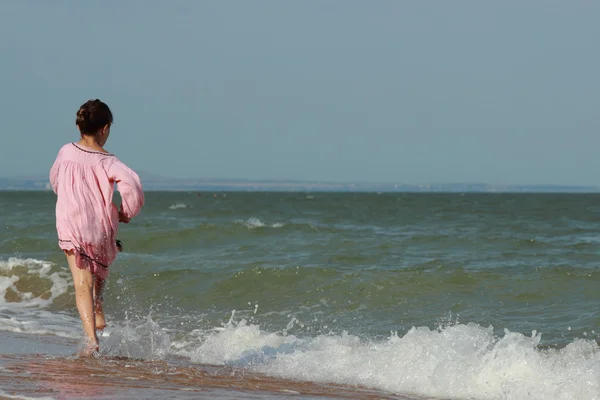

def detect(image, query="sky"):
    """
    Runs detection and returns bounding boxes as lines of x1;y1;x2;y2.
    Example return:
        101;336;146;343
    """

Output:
1;1;600;185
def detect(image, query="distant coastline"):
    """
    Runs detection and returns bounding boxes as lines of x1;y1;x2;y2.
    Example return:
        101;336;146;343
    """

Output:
1;174;600;193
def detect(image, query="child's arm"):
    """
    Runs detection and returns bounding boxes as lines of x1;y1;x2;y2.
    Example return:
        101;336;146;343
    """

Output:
106;159;145;221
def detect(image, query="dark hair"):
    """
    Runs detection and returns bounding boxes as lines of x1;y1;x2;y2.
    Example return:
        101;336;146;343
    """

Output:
76;99;113;135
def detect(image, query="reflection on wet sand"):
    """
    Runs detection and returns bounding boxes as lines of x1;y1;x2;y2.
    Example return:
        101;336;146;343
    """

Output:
0;354;425;400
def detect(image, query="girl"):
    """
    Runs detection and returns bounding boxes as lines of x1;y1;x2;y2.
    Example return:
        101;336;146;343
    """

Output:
50;99;144;355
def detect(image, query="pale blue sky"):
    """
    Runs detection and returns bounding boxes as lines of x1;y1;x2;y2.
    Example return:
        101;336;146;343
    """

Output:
1;1;599;185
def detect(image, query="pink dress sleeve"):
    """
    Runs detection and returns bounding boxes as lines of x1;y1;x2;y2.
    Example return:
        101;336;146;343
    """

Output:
49;147;65;194
106;159;145;219
49;160;60;194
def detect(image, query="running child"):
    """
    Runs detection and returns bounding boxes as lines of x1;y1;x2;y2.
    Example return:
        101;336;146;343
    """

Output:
50;99;144;355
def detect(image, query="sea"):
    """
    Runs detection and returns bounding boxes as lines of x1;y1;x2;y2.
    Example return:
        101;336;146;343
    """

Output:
1;190;599;400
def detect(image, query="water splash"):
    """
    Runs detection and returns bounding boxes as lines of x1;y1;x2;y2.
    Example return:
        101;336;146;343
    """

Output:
101;315;171;360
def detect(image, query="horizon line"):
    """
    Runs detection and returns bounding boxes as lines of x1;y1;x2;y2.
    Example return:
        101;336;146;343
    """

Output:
1;175;600;191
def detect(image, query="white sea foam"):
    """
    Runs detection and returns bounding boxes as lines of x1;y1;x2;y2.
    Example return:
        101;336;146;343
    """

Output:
168;203;188;210
0;258;78;338
175;317;600;400
0;258;70;308
236;218;284;229
0;390;56;400
0;311;79;339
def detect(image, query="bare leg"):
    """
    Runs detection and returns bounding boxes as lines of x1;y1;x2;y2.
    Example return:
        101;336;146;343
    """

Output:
65;251;98;355
93;277;106;331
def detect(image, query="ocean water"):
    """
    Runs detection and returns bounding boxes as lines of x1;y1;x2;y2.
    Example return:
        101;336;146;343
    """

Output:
1;191;600;399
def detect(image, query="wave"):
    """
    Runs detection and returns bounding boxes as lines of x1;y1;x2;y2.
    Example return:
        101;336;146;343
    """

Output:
2;256;600;399
235;218;284;229
89;307;600;400
0;257;79;338
1;280;599;400
54;309;598;400
146;315;597;400
0;258;70;308
4;307;599;400
168;203;189;210
174;318;599;400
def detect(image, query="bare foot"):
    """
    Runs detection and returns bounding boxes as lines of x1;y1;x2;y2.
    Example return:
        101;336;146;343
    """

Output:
77;337;99;357
95;302;106;332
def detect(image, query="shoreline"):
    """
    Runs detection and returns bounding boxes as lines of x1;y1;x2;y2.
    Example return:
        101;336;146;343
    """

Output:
0;331;417;400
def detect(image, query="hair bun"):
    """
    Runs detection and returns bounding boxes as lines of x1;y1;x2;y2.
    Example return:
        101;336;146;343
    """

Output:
75;99;113;135
77;108;90;120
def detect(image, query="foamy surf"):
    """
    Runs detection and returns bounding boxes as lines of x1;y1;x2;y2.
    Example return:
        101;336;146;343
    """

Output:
0;390;56;400
2;297;599;399
172;317;600;400
1;257;599;399
168;203;188;210
0;258;79;338
236;217;284;229
0;257;70;308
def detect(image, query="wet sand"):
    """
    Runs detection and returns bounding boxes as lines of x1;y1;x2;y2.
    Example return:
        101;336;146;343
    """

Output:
0;332;425;400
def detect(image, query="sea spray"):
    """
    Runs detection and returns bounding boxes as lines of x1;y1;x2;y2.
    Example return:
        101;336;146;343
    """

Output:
188;313;299;366
102;315;171;360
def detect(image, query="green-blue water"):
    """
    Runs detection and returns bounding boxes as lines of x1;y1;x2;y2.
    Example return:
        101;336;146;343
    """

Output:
1;191;600;399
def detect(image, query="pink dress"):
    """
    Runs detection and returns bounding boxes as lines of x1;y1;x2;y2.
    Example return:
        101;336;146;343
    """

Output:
50;143;144;279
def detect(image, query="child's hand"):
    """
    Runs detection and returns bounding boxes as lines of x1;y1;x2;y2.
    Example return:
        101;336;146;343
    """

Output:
119;211;131;224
